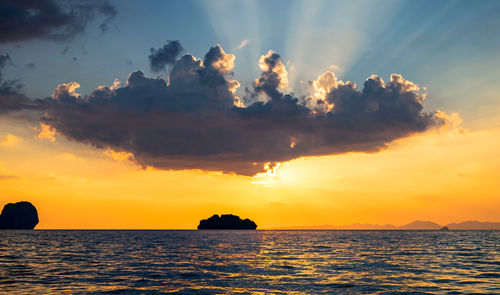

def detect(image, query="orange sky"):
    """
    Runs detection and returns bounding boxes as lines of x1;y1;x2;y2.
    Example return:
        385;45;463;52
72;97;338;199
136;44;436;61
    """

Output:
1;115;499;229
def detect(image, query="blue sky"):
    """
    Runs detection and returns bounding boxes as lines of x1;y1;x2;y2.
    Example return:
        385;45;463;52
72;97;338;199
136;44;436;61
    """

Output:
2;0;499;127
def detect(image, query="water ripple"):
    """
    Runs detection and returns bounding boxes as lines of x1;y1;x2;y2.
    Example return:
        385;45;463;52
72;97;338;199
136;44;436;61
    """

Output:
0;230;498;294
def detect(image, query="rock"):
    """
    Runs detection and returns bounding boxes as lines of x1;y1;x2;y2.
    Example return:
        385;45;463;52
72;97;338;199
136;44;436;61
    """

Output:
439;226;450;231
197;214;257;230
0;201;39;229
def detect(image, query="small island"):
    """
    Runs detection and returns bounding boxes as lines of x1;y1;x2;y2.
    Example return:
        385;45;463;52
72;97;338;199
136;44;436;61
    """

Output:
0;201;39;230
197;214;257;230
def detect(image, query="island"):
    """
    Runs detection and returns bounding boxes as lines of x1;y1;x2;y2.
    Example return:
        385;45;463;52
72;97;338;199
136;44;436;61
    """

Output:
0;201;39;229
197;214;257;230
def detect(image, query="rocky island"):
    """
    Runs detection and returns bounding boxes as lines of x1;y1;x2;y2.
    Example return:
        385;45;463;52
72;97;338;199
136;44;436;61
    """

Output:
0;201;39;229
197;214;257;230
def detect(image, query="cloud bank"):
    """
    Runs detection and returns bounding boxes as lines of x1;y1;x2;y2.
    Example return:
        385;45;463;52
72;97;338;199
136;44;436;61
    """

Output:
0;0;117;43
26;42;451;175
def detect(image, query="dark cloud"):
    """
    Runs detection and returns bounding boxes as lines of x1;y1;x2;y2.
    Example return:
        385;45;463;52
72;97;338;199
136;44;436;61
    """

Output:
0;0;117;43
0;0;119;114
29;44;451;175
0;53;21;112
0;53;38;114
0;80;34;114
97;2;117;34
149;40;184;72
0;74;36;114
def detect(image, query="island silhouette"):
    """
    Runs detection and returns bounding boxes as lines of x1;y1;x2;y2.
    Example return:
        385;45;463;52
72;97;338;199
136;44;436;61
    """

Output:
198;214;257;230
0;201;39;229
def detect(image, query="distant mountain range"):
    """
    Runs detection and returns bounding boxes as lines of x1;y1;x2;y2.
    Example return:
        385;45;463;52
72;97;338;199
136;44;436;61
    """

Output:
269;220;500;230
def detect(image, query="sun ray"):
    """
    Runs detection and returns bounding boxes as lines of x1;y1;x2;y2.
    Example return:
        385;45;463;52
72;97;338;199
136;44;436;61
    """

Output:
200;0;261;81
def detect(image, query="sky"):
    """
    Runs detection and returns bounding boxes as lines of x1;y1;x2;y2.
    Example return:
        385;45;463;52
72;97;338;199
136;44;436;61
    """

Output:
0;0;499;229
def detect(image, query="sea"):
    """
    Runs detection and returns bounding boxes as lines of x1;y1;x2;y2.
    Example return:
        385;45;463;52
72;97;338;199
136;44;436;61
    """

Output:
0;230;498;294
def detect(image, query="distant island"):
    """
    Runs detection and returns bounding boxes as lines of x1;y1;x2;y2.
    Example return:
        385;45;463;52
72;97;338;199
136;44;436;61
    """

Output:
0;201;39;229
269;220;500;230
198;214;257;230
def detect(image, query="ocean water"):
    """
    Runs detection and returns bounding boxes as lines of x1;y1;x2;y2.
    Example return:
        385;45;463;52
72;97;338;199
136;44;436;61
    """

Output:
0;230;498;294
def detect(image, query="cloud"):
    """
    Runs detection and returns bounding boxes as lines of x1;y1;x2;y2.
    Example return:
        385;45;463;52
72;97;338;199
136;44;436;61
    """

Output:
0;53;20;101
252;50;289;100
0;52;36;114
51;81;81;102
0;0;117;44
149;40;183;72
0;89;29;114
97;2;118;34
328;64;342;73
235;39;250;51
204;45;236;74
36;122;56;142
104;148;134;162
309;71;337;113
0;0;117;112
0;43;453;175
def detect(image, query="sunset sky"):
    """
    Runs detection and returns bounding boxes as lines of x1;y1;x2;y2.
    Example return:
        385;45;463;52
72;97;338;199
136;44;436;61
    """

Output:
1;0;499;229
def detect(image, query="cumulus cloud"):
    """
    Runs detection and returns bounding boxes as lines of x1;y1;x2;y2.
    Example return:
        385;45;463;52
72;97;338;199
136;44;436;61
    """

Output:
204;45;235;73
0;0;117;43
254;50;289;99
0;42;453;175
309;71;337;113
149;40;183;72
51;81;81;102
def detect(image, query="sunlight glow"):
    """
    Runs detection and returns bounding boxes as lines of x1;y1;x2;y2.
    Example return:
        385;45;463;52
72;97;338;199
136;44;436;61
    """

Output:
251;162;282;186
36;123;56;142
104;148;135;162
52;82;81;100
